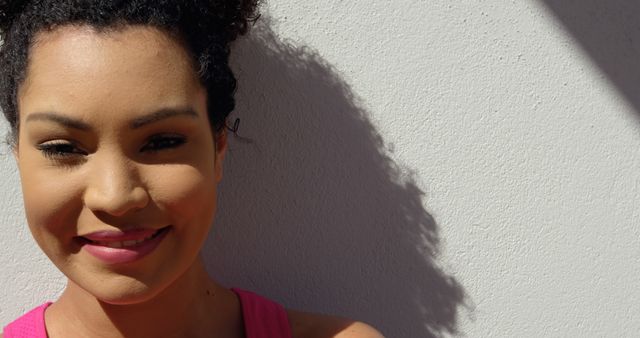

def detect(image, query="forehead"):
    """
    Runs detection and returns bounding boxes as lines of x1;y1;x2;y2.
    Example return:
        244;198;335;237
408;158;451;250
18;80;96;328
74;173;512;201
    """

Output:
18;25;202;122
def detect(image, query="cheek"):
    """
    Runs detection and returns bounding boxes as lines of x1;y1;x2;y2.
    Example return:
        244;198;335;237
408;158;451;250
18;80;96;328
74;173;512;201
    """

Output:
19;160;83;240
146;164;218;228
18;164;84;265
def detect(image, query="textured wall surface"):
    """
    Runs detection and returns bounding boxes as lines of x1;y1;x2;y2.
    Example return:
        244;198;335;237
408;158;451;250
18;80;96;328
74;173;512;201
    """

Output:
2;1;640;337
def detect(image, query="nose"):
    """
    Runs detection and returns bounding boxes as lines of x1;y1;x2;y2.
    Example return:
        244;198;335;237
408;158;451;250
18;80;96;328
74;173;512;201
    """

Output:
82;153;149;217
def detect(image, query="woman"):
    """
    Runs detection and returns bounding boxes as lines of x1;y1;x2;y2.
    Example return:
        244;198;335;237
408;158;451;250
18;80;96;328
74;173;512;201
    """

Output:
0;1;383;337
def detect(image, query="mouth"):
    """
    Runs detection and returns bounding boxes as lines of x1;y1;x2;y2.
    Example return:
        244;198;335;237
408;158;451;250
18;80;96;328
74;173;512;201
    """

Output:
80;227;169;248
77;226;171;264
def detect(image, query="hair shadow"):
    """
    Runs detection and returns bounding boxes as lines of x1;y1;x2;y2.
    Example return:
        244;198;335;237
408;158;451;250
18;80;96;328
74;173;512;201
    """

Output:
202;19;470;338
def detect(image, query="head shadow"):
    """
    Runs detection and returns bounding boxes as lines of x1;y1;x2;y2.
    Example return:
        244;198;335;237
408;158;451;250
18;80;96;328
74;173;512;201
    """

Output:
202;18;470;337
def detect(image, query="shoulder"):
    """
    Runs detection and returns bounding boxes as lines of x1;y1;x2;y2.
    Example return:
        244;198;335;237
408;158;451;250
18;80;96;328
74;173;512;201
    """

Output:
287;309;384;338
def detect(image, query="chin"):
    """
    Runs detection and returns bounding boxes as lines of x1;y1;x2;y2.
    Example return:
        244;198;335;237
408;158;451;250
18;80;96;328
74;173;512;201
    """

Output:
96;283;162;305
84;276;167;305
62;265;178;306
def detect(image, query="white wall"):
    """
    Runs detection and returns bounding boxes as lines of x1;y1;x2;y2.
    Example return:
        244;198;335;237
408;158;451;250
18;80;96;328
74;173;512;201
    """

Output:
2;1;640;337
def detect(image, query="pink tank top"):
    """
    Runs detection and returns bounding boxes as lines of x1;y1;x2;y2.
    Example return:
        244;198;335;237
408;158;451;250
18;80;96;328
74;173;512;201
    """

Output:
3;289;292;338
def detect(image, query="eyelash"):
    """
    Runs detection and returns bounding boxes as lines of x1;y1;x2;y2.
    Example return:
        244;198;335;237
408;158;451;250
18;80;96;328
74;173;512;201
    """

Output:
140;135;187;153
36;135;187;160
36;142;86;160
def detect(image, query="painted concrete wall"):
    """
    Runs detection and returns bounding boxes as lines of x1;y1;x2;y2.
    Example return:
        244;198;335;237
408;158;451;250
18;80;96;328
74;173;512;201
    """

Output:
2;1;640;337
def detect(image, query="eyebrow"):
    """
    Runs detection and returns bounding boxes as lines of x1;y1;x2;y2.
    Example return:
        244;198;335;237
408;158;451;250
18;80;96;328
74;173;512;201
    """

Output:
25;112;92;131
25;108;199;130
129;108;199;129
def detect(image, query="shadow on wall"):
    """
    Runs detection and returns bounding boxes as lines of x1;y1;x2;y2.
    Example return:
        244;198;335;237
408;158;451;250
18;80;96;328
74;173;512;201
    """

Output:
202;19;469;338
539;0;640;116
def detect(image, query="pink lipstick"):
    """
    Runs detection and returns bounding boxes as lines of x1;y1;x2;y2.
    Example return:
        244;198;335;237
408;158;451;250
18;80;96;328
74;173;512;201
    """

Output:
79;226;170;264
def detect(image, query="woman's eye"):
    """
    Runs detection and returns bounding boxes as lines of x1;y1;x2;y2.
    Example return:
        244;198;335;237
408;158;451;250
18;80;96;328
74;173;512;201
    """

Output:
141;135;187;153
36;142;86;160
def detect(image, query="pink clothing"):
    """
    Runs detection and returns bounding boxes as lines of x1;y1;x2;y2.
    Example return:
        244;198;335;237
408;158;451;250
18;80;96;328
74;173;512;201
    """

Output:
232;288;292;338
2;303;50;338
3;289;292;338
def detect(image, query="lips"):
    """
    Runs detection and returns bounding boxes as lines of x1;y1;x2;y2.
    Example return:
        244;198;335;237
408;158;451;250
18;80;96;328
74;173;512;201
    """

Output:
78;226;171;264
82;228;161;246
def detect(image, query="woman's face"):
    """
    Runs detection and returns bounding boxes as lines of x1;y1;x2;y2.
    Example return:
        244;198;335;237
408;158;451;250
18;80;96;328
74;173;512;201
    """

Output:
15;25;225;304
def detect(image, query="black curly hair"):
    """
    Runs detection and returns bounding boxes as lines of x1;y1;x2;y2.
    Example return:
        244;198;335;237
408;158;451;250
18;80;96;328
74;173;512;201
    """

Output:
0;0;260;146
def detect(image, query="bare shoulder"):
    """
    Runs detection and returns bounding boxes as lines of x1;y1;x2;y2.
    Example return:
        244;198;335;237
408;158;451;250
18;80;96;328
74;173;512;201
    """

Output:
287;309;384;338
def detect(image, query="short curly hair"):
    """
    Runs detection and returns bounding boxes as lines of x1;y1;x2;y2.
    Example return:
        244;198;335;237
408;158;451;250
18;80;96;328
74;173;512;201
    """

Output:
0;0;260;145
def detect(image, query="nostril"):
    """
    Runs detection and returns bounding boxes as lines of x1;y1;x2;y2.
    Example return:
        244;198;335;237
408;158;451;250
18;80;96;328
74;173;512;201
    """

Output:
82;156;149;214
83;185;149;216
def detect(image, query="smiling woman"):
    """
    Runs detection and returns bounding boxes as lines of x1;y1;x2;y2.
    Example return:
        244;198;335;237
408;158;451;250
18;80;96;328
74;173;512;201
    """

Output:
17;26;222;309
0;1;382;338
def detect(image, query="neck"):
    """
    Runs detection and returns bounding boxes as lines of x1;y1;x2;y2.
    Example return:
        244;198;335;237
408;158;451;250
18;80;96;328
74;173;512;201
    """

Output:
47;257;243;338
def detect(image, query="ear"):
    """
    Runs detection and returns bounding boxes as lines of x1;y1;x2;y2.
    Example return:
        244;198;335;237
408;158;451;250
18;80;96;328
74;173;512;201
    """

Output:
214;129;227;183
11;142;18;161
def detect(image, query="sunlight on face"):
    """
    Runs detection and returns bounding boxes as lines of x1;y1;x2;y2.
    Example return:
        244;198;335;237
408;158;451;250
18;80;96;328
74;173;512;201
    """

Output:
16;25;226;304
